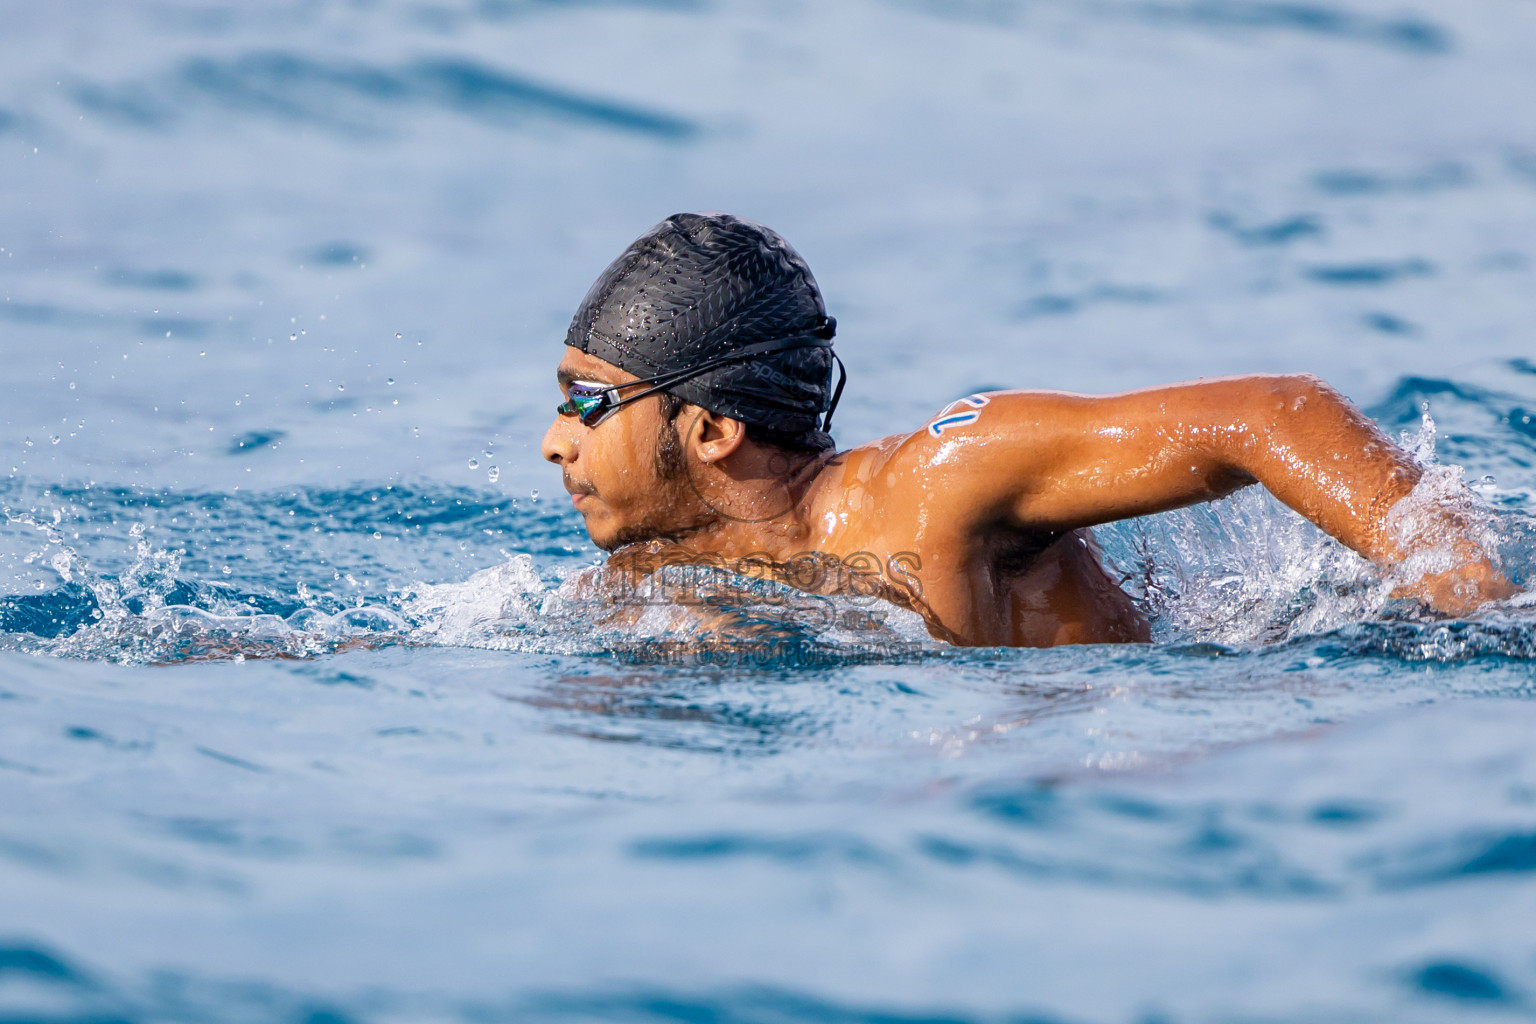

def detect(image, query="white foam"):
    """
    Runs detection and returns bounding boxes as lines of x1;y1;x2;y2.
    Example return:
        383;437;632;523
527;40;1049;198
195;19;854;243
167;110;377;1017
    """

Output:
1101;412;1535;645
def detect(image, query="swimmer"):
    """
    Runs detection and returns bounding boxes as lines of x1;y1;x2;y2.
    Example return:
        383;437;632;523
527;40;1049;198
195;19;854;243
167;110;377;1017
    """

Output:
543;212;1514;646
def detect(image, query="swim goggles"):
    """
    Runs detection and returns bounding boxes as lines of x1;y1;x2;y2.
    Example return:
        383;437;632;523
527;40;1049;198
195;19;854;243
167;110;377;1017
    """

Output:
556;331;846;433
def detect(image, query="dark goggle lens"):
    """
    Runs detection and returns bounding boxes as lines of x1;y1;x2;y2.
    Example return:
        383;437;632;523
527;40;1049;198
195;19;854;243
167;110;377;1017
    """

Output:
556;384;613;426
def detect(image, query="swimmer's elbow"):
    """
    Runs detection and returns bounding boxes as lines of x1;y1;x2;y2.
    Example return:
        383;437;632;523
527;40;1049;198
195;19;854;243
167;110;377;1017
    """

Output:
1251;372;1334;418
1222;372;1343;463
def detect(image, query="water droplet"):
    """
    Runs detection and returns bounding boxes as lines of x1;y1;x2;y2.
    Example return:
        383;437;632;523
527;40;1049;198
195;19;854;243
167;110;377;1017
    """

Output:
68;381;76;390
49;435;60;445
23;438;33;447
468;458;479;469
529;488;539;502
487;466;499;483
289;333;298;341
395;332;402;339
221;566;232;575
336;384;345;392
373;531;382;540
386;377;395;385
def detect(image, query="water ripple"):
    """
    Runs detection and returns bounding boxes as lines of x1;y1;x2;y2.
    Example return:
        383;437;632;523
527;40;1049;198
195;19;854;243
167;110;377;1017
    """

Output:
72;52;699;140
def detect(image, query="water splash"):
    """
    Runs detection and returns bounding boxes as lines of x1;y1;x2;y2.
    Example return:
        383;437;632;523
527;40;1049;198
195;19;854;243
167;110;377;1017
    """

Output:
1098;413;1535;646
402;556;938;665
0;496;938;666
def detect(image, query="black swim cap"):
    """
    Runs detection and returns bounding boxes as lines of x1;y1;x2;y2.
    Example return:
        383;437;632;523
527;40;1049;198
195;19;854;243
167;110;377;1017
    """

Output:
564;212;843;448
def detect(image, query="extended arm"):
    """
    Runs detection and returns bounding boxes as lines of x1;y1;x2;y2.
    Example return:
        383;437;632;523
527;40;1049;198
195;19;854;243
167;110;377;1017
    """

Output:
1006;374;1417;557
890;374;1511;610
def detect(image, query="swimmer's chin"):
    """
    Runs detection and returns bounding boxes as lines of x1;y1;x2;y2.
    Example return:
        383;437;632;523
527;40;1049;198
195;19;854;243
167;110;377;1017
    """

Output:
591;531;644;554
586;518;689;554
572;505;639;553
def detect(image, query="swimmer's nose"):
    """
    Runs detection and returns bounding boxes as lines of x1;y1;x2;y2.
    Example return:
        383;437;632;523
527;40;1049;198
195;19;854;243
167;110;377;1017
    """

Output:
542;413;577;465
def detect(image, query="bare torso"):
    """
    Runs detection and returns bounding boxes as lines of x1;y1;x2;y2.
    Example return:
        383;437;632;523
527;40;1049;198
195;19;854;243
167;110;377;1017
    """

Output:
799;441;1150;645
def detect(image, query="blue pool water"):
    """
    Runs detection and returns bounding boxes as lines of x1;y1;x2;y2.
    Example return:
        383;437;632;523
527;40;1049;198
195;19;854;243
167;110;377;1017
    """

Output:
5;2;1536;1021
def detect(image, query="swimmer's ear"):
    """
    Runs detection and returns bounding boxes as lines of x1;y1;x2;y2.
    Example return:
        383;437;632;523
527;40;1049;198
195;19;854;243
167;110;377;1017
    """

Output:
683;407;748;464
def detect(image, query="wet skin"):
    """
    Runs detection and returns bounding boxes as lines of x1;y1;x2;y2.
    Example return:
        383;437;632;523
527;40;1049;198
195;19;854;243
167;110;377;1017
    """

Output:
543;349;1512;647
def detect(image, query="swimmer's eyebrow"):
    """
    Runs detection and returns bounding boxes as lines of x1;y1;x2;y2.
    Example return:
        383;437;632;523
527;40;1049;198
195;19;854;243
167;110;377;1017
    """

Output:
557;367;622;389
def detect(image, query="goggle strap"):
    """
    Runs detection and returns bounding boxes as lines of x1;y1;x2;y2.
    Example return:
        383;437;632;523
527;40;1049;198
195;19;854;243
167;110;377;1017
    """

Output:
821;353;847;436
593;334;835;422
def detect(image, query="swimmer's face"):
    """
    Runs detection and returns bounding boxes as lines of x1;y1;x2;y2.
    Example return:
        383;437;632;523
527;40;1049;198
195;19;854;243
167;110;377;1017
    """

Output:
542;349;704;550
